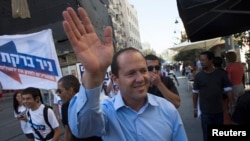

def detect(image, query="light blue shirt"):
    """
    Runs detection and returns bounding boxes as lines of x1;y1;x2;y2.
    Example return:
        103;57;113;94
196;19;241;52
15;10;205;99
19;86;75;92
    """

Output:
68;85;188;141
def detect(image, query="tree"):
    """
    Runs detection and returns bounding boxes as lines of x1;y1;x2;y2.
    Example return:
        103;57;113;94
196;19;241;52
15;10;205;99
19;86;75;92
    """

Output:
233;30;250;48
233;30;250;62
173;49;204;63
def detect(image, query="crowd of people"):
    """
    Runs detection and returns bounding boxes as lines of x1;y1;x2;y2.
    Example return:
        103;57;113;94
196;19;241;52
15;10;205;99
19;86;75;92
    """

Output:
8;6;250;141
191;50;249;141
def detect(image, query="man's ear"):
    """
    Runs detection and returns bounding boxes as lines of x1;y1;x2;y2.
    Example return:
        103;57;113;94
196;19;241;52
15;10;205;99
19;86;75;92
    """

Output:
69;87;75;95
35;97;40;103
112;74;119;85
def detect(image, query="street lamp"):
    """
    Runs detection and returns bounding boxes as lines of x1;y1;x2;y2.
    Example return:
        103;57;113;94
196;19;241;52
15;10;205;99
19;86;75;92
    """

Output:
175;19;179;24
174;18;188;43
173;18;183;45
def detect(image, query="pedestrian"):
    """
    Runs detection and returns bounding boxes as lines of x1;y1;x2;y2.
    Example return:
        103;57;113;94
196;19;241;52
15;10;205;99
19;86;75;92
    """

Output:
13;91;34;141
184;63;192;79
57;75;102;141
231;90;250;125
166;65;180;86
104;70;119;98
160;65;167;77
196;60;202;72
145;54;180;108
22;87;61;141
192;51;235;141
62;7;188;141
225;51;245;103
182;63;186;76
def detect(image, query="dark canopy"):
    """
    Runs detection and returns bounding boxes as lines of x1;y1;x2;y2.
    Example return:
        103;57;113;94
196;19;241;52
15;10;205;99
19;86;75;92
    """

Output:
177;0;250;42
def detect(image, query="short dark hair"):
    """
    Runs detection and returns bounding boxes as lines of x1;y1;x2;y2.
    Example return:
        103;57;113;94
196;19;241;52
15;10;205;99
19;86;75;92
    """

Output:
111;47;144;77
58;75;80;93
225;51;237;62
22;87;44;103
200;51;215;60
145;54;161;65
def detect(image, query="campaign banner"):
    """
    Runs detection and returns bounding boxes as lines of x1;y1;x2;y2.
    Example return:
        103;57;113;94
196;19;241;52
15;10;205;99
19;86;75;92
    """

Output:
76;63;110;82
0;29;62;90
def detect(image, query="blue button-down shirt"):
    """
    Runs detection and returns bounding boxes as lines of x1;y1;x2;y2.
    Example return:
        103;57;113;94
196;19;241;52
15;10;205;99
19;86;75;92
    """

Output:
68;85;188;141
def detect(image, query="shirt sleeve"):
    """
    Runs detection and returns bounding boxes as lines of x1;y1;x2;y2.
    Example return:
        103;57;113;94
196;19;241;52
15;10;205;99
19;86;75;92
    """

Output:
222;71;232;92
163;77;179;95
172;111;188;141
68;84;105;138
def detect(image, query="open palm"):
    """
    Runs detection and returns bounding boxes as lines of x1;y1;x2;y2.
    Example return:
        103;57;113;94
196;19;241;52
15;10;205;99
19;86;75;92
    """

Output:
62;7;113;74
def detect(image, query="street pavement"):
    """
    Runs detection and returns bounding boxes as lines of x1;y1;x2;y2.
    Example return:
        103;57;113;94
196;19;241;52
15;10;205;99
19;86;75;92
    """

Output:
176;73;203;141
0;71;203;141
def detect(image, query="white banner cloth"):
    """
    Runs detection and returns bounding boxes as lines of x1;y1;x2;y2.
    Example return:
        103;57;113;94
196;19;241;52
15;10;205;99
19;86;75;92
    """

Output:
0;29;62;90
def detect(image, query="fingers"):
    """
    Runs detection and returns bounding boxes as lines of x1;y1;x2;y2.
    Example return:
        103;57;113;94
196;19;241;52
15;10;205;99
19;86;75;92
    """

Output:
78;7;95;33
150;73;159;85
103;26;113;46
62;7;82;40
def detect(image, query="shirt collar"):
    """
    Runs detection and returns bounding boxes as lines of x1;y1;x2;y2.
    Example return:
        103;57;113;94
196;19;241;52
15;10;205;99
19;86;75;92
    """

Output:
114;93;159;111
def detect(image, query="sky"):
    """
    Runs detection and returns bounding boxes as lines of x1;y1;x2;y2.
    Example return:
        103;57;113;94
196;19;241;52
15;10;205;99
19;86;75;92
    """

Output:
128;0;184;54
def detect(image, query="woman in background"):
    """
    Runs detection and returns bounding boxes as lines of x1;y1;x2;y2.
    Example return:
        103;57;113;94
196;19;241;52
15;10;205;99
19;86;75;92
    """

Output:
225;51;244;103
13;91;34;141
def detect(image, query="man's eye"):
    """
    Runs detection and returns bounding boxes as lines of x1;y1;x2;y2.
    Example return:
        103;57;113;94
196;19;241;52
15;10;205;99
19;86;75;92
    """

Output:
128;72;135;75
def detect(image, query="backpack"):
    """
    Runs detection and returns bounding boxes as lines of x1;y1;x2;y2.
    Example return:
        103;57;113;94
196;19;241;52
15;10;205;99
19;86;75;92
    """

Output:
27;105;54;141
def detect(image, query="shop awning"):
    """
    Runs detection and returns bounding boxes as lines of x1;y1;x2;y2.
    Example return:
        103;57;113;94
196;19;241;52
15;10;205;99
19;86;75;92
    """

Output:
177;0;250;42
168;37;224;51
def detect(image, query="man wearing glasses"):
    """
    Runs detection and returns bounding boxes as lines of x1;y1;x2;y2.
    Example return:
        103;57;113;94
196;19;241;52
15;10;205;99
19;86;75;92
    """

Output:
57;75;102;141
145;54;180;108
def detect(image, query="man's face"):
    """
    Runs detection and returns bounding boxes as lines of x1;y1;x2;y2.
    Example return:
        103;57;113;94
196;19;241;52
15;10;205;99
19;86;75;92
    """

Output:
200;54;212;70
166;66;171;71
22;94;38;109
146;60;161;75
57;82;72;102
113;51;150;102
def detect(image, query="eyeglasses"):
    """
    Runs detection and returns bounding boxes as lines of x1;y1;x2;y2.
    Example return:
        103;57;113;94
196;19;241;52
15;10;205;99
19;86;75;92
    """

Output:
147;65;161;71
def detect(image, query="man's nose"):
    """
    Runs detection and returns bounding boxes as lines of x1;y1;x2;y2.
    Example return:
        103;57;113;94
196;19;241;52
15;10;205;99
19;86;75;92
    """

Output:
135;72;144;81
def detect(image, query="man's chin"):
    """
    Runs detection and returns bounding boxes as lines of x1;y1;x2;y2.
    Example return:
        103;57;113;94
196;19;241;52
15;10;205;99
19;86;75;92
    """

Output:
135;86;147;94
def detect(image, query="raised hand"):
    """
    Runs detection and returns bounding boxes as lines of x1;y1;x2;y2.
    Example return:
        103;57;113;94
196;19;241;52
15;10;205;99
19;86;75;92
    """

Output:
62;7;113;88
149;72;161;86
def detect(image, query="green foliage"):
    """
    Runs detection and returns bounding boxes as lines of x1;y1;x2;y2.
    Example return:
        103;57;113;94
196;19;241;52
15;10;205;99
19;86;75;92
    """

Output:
232;30;250;60
173;49;204;62
233;31;248;48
